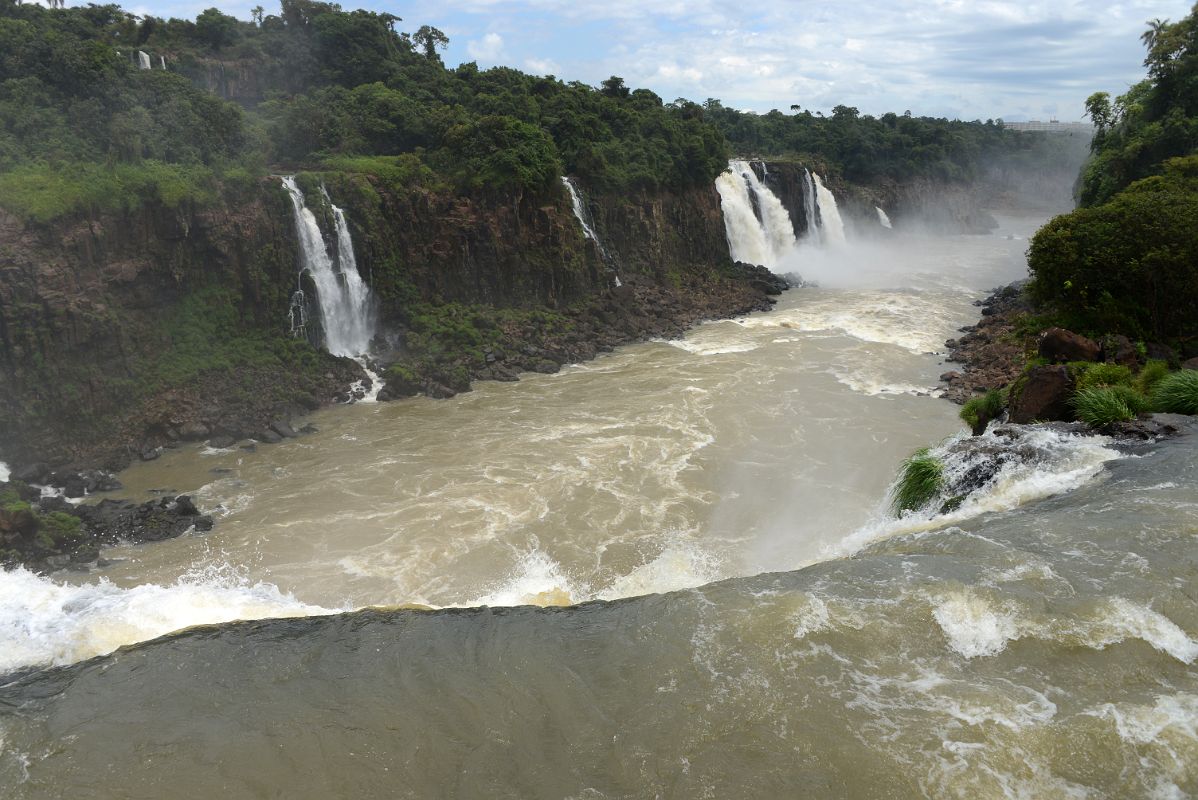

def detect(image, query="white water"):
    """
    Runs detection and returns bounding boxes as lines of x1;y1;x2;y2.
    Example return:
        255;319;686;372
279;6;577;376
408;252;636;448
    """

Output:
877;206;893;229
280;177;376;358
802;169;820;242
714;160;796;268
813;173;846;246
0;565;339;673
0;462;9;482
137;51;151;70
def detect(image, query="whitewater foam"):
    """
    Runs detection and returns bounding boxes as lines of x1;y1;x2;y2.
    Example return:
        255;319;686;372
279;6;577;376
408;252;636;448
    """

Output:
0;565;340;673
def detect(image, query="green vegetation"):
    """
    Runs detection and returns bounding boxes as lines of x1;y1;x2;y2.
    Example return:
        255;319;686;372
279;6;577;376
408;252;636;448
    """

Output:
1072;362;1134;391
960;389;1004;433
1072;387;1137;427
891;448;945;515
1136;359;1172;395
1152;369;1198;414
1028;6;1198;343
703;101;1090;186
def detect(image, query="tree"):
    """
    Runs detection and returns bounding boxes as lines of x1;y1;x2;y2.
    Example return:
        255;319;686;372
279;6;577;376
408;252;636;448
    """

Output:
1084;91;1115;131
412;25;448;60
195;7;239;50
251;5;263;25
600;76;629;98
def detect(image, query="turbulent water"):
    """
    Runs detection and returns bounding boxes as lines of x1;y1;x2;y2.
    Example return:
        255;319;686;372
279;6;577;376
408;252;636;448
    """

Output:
3;212;1196;798
715;160;796;267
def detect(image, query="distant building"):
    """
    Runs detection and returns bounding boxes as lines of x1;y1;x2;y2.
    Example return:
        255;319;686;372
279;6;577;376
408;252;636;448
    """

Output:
1001;120;1094;135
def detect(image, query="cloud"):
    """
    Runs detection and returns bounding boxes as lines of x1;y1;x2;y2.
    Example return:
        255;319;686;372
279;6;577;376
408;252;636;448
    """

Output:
524;57;561;75
466;32;505;62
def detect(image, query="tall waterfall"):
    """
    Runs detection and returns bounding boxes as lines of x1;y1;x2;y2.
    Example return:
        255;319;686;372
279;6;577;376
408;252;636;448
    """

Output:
714;160;796;269
812;173;846;247
280;176;376;358
876;207;893;229
137;51;152;70
802;169;820;242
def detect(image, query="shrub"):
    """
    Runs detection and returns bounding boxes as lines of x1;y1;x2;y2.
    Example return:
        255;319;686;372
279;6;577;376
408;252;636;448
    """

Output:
1109;384;1151;415
1074;362;1133;390
1072;387;1135;427
39;511;82;539
1136;359;1171;395
890;448;944;515
960;389;1003;433
1152;369;1198;414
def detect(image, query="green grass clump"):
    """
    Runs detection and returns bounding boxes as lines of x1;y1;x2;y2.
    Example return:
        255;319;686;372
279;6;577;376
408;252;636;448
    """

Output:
1074;362;1133;390
1109;385;1152;415
891;448;945;515
38;511;82;540
1152;369;1198;414
1136;359;1171;396
1072;386;1135;427
960;389;1004;432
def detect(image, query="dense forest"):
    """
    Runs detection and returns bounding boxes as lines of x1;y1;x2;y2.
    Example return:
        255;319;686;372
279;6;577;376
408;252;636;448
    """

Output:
1028;3;1198;342
0;0;1078;223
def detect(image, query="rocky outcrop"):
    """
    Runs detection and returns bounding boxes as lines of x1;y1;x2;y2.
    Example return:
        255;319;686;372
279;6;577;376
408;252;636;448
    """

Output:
941;283;1031;403
0;479;213;573
1009;365;1074;423
1038;327;1100;363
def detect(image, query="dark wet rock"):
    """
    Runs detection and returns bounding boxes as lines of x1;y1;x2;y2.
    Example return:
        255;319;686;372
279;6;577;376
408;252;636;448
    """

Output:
1101;334;1141;368
173;495;200;516
1106;413;1194;442
176;422;211;441
1038;328;1100;363
299;424;319;435
1183;357;1198;370
940;283;1030;404
728;261;789;295
1009;365;1074;424
208;436;236;449
269;420;297;439
533;360;560;374
425;382;457;400
240;443;258;452
1146;342;1178;365
139;447;162;462
193;516;215;532
12;462;50;485
258;429;283;444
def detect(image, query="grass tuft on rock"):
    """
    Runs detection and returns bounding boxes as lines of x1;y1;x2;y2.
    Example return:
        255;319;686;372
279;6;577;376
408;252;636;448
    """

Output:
1074;362;1133;391
891;448;945;515
1072;386;1135;427
1152;369;1198;415
1135;359;1171;396
959;389;1004;433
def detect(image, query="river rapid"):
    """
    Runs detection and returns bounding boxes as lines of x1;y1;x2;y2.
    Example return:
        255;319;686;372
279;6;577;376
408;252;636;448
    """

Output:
3;211;1196;798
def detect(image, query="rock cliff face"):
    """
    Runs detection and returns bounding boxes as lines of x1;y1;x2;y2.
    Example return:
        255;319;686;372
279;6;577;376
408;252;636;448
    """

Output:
0;174;752;473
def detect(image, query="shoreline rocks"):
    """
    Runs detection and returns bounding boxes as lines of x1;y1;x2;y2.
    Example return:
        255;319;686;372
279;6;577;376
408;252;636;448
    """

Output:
941;282;1031;404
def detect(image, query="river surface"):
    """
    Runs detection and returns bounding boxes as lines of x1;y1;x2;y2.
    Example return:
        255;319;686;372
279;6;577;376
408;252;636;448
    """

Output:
3;212;1197;798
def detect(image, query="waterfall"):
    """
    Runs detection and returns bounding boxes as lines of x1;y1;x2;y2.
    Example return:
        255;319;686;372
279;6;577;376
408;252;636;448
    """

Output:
561;177;621;287
812;174;846;247
137;51;151;70
280;176;376;358
714;160;796;269
0;461;9;482
160;55;166;70
876;207;893;229
802;169;820;242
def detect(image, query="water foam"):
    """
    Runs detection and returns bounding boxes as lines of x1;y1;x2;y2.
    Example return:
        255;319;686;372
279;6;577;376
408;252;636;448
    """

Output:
0;462;9;482
0;565;340;673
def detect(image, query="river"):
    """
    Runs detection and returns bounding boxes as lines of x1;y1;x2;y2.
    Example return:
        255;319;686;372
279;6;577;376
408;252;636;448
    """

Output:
2;210;1195;798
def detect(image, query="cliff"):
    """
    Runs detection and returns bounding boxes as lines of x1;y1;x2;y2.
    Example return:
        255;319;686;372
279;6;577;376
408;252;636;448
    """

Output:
0;174;766;474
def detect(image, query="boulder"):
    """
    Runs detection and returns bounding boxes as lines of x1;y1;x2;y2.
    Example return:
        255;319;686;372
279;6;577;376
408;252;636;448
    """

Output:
208;435;236;449
269;420;297;438
12;462;50;484
1146;342;1178;365
1009;365;1074;424
1101;334;1140;368
258;429;283;444
176;422;211;441
1038;328;1100;363
1182;357;1198;370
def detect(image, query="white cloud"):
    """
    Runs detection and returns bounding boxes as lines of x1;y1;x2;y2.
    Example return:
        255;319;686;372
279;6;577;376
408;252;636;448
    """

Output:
524;57;561;75
466;32;505;62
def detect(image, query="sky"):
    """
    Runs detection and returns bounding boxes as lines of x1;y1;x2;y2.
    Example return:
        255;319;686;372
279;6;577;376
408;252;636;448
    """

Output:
140;0;1193;121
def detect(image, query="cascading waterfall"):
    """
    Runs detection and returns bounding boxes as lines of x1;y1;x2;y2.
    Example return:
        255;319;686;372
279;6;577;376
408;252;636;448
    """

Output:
802;169;820;242
280;176;376;359
876;207;893;229
714;160;796;269
137;51;152;70
812;173;846;247
561;177;621;287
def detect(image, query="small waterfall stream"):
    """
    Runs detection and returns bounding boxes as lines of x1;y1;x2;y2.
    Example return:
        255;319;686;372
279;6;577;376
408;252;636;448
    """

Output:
811;173;846;247
562;177;621;287
280;177;376;359
877;207;893;229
